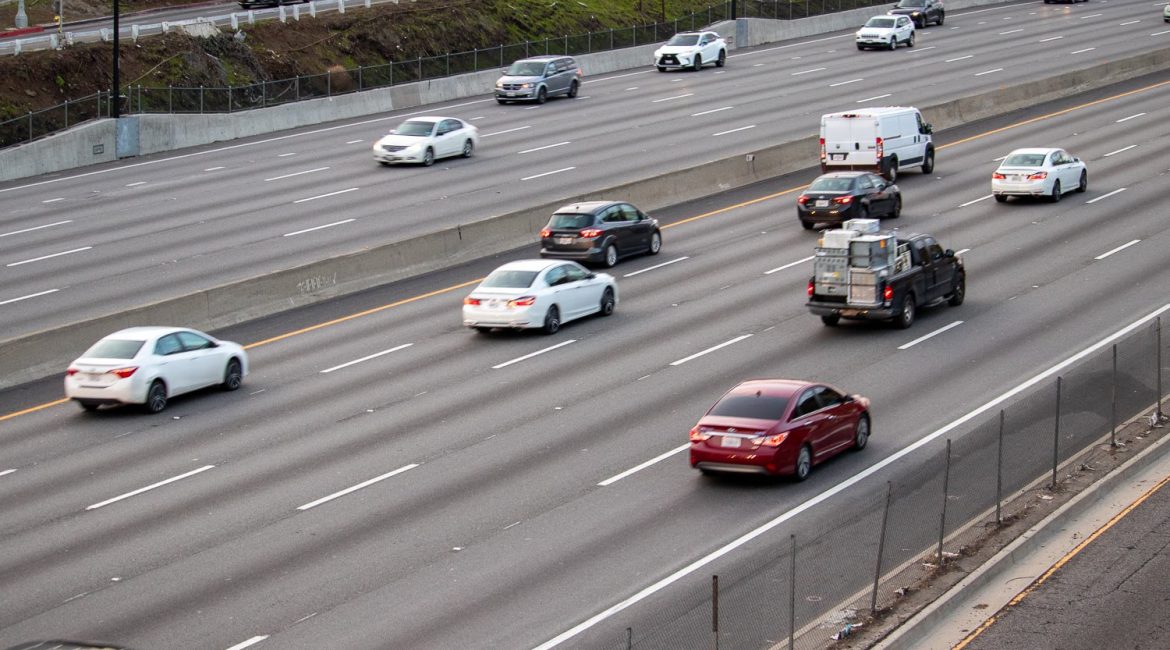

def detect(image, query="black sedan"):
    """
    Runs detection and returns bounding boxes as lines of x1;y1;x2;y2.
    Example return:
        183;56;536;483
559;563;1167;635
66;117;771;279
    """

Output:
797;172;901;230
539;200;662;267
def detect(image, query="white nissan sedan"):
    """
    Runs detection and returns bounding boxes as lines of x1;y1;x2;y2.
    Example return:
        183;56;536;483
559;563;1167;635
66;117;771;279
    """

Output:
463;260;617;335
65;327;249;413
992;148;1087;202
373;116;479;166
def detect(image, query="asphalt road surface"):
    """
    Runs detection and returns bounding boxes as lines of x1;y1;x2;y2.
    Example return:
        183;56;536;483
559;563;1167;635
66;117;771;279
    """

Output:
1;69;1169;648
3;0;1169;342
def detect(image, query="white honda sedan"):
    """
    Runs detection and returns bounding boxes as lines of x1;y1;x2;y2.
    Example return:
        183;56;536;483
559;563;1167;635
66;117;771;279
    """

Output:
463;260;618;335
65;327;249;413
373;116;479;166
856;15;915;49
992;148;1088;202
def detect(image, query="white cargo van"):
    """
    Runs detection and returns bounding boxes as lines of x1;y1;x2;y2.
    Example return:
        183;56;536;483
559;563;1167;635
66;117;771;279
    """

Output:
819;107;935;182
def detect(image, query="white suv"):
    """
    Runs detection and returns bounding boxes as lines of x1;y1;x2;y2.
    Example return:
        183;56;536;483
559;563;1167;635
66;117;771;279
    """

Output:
653;31;728;71
856;15;916;50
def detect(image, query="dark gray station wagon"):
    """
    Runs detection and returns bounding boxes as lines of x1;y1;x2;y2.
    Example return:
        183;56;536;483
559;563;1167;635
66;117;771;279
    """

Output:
539;201;662;267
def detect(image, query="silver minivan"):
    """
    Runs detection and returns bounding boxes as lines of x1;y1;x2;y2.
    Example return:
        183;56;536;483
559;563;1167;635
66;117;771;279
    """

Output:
495;56;582;104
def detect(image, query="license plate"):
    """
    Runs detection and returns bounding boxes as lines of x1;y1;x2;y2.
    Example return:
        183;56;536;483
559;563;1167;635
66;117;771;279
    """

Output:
555;236;573;245
506;92;516;97
815;200;829;207
831;153;846;161
86;373;102;381
721;436;741;448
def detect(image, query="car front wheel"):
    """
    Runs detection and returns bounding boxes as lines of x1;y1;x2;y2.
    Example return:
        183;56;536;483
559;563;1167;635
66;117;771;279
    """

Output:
599;288;616;316
793;446;813;481
949;273;966;306
422;147;434;166
853;415;870;451
1077;170;1088;193
462;139;474;158
536;87;547;104
692;54;703;71
648;231;662;255
222;359;243;391
716;49;726;67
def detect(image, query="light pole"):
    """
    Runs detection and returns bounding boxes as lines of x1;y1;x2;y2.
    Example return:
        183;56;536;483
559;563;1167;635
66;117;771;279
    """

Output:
15;0;28;28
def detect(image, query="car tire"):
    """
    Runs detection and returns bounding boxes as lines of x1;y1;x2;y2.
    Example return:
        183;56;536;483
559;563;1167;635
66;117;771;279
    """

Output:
793;445;813;481
422;147;434;167
857;204;869;220
889;37;897;50
937;11;945;25
378;161;391;167
599;287;616;316
801;220;815;230
647;231;662;255
657;66;667;72
143;380;167;414
894;292;916;329
1050;180;1062;202
883;156;898;182
949;273;966;306
473;326;492;334
462;139;474;158
716;49;726;67
857;44;865;50
890;195;902;219
542;306;561;335
907;31;915;47
1077;170;1088;193
222;358;243;391
568;80;579;98
496;98;508;104
692;54;703;71
79;401;100;412
921;147;935;174
602;243;618;268
536;87;547;104
821;314;841;326
853;414;870;450
994;194;1008;203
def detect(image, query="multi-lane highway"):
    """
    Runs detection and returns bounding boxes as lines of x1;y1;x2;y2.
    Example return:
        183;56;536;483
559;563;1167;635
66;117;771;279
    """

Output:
1;58;1169;648
2;0;1169;345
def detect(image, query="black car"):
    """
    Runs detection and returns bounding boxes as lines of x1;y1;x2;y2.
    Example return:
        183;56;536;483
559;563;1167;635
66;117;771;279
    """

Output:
539;201;662;267
888;0;945;27
797;172;901;230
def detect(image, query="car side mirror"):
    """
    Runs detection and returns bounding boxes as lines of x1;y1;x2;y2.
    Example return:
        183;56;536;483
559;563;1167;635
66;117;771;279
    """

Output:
587;272;596;279
923;123;933;134
388;129;397;134
944;249;955;257
844;394;855;403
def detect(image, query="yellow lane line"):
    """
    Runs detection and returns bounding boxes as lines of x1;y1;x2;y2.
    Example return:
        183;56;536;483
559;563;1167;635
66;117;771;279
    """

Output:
0;398;70;423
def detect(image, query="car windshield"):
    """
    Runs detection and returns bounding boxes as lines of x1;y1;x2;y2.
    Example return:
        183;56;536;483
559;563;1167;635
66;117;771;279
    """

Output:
1001;153;1047;167
808;177;855;192
83;338;145;359
505;61;546;76
666;34;701;46
393;120;434;137
709;392;790;420
481;270;538;288
895;0;926;7
548;213;594;229
865;17;896;27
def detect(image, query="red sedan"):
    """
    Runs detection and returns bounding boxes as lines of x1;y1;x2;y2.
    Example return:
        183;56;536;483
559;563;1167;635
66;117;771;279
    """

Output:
689;379;871;479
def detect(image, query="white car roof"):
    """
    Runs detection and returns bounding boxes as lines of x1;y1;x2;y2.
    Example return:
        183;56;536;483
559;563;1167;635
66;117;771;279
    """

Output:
492;259;562;273
100;326;200;340
403;116;455;123
1005;147;1061;156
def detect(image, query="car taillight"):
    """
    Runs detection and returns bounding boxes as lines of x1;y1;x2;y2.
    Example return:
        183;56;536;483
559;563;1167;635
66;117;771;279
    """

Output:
807;280;815;297
689;426;711;442
819;137;826;160
992;172;1006;180
883;285;894;301
752;432;789;447
876;136;884;160
508;296;536;308
580;228;602;238
797;195;809;205
66;367;79;376
540;228;551;238
832;195;853;204
109;367;138;379
464;297;481;306
1027;171;1048;180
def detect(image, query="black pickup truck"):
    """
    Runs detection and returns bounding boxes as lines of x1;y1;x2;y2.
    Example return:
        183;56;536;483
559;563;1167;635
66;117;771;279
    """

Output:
806;232;965;328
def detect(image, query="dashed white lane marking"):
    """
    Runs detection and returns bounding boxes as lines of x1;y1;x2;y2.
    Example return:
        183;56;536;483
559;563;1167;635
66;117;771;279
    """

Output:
652;93;695;103
1039;35;1064;42
946;55;974;62
346;139;364;144
297;464;419;511
518;141;571;154
713;125;756;136
1116;113;1146;122
898;320;964;350
1120;19;1141;25
481;125;531;138
829;78;864;87
41;197;64;203
1070;47;1096;54
598;444;690;486
282;219;356;237
265;166;329;182
1152;29;1170;36
224;636;269;650
278;152;297;157
955;248;971;256
857;93;892;103
753;63;764;67
125;181;146;187
1103;145;1136;157
0;289;60;306
764;255;815;275
624;257;689;277
292;187;359;204
1079;13;1103;18
522;167;575;181
975;68;1004;76
6;246;92;267
0;220;71;238
791;67;827;75
86;465;215;511
525;105;542;110
204;166;226;171
1095;239;1140;260
493;340;577;369
0;469;16;477
999;28;1024;34
670;334;752;366
692;106;733;116
910;46;937;53
320;343;414;374
625;87;639;91
959;194;993;207
1086;188;1127;204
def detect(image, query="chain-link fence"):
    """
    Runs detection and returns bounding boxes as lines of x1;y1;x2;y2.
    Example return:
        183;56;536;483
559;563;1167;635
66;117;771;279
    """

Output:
595;316;1166;649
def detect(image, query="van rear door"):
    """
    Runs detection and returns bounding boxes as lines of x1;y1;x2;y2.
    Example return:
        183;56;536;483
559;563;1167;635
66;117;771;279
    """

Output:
823;115;879;167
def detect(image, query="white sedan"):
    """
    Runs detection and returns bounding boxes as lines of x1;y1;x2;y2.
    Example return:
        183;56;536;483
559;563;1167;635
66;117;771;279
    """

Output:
856;15;915;49
463;259;617;335
992;148;1087;202
653;31;728;71
373;116;479;166
65;327;249;413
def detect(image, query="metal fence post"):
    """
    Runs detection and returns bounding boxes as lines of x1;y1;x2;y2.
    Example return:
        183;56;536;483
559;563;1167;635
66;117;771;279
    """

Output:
327;72;331;97
937;439;952;565
996;409;1004;525
168;85;172;112
1052;376;1062;489
64;100;69;127
262;81;267;108
1158;317;1164;421
1111;344;1118;447
871;481;891;614
473;48;477;72
418;56;422;81
199;85;204;113
445;53;449;77
27;111;33;142
789;534;797;650
228;85;232;113
358;65;363;90
712;574;719;650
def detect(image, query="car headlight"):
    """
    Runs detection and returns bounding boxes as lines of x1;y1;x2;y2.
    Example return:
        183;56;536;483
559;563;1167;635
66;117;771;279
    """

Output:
654;49;663;57
495;81;503;88
912;10;920;15
518;83;531;89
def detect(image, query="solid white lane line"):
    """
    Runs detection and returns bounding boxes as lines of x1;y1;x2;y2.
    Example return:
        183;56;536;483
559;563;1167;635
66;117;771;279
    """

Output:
533;302;1170;650
764;255;815;275
1116;112;1146;122
278;152;297;157
1070;47;1096;54
346;139;364;144
518;141;571;154
1103;145;1137;157
481;125;532;138
0;220;72;238
292;187;359;204
999;28;1024;34
1095;239;1140;260
125;181;146;187
282;219;356;237
86;465;215;511
712;125;756;136
225;636;269;650
624;257;689;277
692;106;733;116
0;289;60;306
41;197;64;203
946;55;974;62
670;334;752;366
204;166;225;171
493;340;577;369
522;167;575;181
1080;12;1103;18
265;166;330;182
1039;35;1064;42
857;93;892;103
829;78;863;87
791;67;827;75
0;469;15;477
1086;188;1127;204
6;246;92;267
898;320;964;350
974;68;1004;76
297;465;419;511
652;93;695;103
320;343;413;374
959;194;993;207
1120;19;1141;25
598;444;690;486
